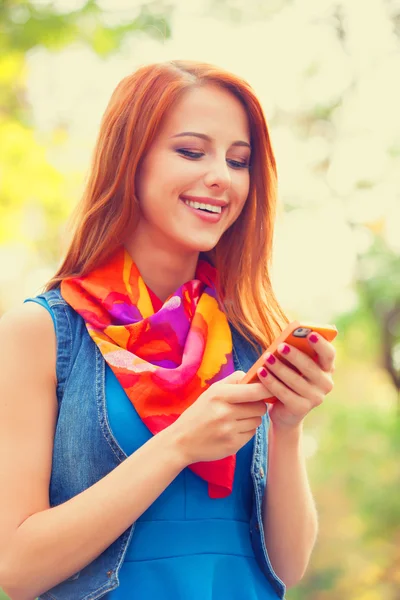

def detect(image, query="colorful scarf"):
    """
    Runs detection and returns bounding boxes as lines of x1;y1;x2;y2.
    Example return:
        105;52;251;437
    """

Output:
60;246;236;498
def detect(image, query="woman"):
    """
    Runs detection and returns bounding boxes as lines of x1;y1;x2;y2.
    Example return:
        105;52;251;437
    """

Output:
0;61;335;600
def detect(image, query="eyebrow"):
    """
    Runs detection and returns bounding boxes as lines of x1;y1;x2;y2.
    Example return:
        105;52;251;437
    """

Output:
170;131;251;149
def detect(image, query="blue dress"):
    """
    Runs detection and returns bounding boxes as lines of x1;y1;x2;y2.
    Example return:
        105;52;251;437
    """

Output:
34;296;279;599
104;367;279;599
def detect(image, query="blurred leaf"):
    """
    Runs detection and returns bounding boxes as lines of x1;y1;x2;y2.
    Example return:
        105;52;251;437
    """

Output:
0;0;173;266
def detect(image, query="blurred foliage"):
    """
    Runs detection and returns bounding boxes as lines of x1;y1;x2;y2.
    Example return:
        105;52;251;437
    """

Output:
354;234;400;406
209;0;290;23
386;0;400;40
0;0;172;58
0;0;172;270
1;2;399;600
0;0;171;123
286;301;400;599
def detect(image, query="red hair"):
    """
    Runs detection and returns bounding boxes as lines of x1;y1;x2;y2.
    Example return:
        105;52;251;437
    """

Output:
45;60;289;348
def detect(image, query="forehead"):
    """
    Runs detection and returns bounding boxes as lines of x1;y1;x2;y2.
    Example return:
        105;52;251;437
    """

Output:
158;84;250;142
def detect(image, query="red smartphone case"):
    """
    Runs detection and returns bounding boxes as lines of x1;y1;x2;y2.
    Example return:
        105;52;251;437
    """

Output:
240;321;338;403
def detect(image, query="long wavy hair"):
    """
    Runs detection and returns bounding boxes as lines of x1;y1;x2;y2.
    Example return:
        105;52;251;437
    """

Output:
45;60;289;348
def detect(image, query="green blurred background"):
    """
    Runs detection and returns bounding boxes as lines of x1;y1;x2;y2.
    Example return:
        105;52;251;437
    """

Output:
1;1;399;598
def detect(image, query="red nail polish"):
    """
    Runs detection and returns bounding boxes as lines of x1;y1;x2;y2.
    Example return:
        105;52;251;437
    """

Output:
260;368;267;377
266;354;276;365
309;334;318;343
281;344;290;355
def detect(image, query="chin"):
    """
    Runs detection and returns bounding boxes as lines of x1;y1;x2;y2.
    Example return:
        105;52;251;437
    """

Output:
183;238;219;254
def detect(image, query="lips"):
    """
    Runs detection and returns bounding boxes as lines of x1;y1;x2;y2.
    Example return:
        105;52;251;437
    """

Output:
180;197;224;223
180;195;228;208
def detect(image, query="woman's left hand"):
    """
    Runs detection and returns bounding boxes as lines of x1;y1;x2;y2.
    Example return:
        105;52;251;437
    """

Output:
257;332;336;430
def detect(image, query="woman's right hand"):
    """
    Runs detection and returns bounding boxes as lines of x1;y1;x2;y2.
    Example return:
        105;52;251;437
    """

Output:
170;371;270;465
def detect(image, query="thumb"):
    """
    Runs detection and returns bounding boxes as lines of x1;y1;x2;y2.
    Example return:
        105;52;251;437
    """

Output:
222;370;246;384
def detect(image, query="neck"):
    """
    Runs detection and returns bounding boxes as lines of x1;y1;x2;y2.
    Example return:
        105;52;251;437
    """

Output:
124;234;199;303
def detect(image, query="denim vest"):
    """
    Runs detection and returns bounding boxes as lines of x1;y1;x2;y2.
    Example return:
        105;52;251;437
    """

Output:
26;289;286;600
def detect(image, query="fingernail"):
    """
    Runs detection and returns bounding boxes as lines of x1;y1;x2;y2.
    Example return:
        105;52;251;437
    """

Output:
309;334;318;344
278;344;290;355
266;353;276;365
260;368;268;377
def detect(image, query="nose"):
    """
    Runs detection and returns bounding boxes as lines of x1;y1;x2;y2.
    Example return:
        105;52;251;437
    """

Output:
203;158;231;192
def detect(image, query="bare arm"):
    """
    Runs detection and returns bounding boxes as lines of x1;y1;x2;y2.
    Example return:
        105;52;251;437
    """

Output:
262;422;318;589
0;304;187;600
257;334;336;588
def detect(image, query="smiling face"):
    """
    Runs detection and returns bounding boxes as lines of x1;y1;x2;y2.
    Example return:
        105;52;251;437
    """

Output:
133;84;251;256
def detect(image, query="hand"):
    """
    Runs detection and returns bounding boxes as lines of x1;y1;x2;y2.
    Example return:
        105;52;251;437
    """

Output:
257;332;336;430
171;371;269;465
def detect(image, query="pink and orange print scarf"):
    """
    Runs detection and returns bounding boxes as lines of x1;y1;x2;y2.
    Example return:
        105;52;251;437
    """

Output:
60;246;236;498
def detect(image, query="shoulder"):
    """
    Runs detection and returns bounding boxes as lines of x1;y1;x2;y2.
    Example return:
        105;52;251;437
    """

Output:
0;300;55;336
0;301;56;382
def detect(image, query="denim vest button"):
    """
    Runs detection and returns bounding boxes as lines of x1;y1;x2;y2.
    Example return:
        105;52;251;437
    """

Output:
259;466;265;478
106;570;113;578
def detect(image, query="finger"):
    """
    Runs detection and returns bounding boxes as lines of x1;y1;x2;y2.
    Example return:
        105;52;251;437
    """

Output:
273;344;320;383
221;370;246;384
250;373;276;402
234;401;268;419
261;352;319;398
307;332;336;373
225;382;272;404
237;416;263;433
273;345;334;395
258;367;318;413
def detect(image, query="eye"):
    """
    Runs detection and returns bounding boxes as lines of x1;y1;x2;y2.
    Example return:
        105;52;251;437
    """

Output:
176;149;204;159
227;159;250;170
176;148;250;169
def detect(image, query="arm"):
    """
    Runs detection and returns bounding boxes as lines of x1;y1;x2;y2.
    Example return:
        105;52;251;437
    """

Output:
256;333;336;589
0;304;187;600
262;422;318;588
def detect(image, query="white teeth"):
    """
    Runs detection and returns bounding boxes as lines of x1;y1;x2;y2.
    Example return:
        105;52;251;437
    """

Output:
183;200;222;214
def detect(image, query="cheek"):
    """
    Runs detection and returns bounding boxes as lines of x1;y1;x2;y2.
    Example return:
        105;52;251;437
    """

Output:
234;172;250;206
226;174;250;225
147;157;202;198
167;159;205;190
136;161;171;205
135;157;152;201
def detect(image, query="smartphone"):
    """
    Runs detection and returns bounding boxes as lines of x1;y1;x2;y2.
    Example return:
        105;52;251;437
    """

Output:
240;321;338;403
